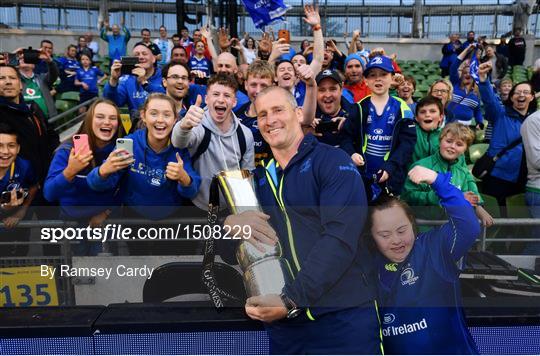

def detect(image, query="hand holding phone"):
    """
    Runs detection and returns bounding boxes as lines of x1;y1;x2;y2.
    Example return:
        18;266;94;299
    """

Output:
315;120;340;134
120;56;139;75
73;134;90;155
0;189;27;208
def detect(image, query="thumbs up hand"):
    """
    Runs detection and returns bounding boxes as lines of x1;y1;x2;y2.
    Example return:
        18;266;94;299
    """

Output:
166;152;191;186
180;94;205;130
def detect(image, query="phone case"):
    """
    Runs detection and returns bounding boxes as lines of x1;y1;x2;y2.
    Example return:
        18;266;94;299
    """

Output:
278;29;290;44
73;134;90;155
116;138;134;156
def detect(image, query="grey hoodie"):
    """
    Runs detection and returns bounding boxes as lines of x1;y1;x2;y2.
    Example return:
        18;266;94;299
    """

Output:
521;111;540;192
172;109;255;210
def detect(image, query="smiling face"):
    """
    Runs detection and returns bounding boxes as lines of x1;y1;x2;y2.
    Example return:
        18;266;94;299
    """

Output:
317;78;342;115
345;59;364;84
142;98;176;143
276;61;295;90
397;80;415;101
0;133;19;169
217;53;238;75
92;102;119;146
430;82;450;106
416;103;443;132
365;68;392;95
510;83;534;114
141;30;151;43
255;88;304;151
194;41;205;55
0;66;22;101
171;47;188;65
133;44;155;70
371;205;415;263
206;83;237;126
159;26;167;39
439;133;467;162
163;64;189;101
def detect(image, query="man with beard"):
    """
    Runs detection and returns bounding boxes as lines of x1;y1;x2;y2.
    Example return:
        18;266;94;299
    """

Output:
171;73;255;210
343;54;370;103
161;61;206;117
104;43;165;125
171;45;189;66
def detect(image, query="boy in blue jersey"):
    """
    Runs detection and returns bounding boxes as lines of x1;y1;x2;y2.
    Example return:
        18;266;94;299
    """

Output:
0;123;39;256
368;165;480;354
74;53;107;114
55;45;80;94
188;41;212;77
342;55;417;199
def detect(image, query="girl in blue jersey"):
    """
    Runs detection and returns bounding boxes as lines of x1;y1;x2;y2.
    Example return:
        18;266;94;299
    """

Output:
75;53;107;114
87;93;201;255
44;99;126;255
368;165;481;354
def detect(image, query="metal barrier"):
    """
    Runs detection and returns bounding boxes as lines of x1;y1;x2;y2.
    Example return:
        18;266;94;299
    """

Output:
49;96;98;133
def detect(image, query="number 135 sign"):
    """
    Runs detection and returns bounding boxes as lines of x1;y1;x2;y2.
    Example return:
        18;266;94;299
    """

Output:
0;266;59;307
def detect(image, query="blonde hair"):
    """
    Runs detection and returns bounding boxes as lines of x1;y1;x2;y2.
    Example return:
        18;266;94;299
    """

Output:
429;78;454;106
440;122;475;148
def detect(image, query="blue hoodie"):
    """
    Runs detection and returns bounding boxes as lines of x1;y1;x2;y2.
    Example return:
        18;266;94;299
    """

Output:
377;172;480;354
254;134;377;317
103;68;165;114
44;142;120;219
87;129;200;220
448;57;483;125
479;80;528;183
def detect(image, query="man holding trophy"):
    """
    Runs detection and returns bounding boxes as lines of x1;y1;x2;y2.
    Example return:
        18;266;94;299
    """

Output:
223;86;381;354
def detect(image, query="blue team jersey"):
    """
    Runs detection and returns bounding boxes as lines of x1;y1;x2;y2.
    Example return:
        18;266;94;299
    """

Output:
188;56;212;77
294;81;306;107
234;102;270;165
55;57;81;92
364;97;411;177
76;66;104;94
377;173;480;355
0;157;37;194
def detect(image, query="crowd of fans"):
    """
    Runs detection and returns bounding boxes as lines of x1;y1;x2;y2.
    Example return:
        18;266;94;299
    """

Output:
0;5;539;257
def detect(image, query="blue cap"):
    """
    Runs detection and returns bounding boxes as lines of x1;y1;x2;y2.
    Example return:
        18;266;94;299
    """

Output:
364;55;394;76
344;54;366;71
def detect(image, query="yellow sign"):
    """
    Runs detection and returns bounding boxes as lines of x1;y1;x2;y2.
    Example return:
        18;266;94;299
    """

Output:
0;266;59;307
120;113;132;134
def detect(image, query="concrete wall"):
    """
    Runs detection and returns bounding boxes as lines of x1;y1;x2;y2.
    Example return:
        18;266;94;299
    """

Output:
2;28;539;66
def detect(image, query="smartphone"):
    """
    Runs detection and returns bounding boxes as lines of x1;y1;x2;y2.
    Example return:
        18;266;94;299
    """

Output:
116;138;133;157
73;134;90;155
22;47;41;65
278;29;290;44
120;56;139;75
1;189;28;204
3;53;18;66
315;120;340;134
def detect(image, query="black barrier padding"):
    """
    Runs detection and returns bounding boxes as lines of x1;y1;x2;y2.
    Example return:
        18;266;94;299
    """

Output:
0;306;105;337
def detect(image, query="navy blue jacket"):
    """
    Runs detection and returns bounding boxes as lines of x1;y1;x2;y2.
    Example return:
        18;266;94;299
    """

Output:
341;96;417;195
87;129;200;220
255;134;377;317
479;80;528;183
377;172;480;354
44;142;120;219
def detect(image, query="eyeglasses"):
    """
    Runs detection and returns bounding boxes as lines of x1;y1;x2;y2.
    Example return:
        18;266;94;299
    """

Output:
167;75;189;82
432;89;449;94
513;90;532;96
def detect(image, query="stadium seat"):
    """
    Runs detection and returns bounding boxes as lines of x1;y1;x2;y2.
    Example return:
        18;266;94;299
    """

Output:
55;99;72;113
59;91;80;102
481;194;501;218
468;143;489;163
505;193;528;219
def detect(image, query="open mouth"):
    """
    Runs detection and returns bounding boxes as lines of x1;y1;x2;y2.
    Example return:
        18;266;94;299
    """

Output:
422;119;433;125
99;127;112;135
214;105;227;116
153;124;168;134
391;245;405;254
267;127;282;135
0;156;13;164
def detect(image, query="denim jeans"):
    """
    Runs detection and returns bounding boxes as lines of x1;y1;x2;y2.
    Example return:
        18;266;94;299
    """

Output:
524;190;540;255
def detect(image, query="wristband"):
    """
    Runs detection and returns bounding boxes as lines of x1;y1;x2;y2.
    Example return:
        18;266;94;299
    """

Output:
311;24;321;32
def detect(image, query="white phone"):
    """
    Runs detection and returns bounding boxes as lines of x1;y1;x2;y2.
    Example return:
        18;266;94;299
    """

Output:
115;138;133;157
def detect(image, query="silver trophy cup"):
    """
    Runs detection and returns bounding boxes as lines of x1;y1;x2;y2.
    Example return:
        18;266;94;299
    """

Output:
216;170;293;297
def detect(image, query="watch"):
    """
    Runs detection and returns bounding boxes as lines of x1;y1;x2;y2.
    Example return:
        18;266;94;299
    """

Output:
280;293;302;319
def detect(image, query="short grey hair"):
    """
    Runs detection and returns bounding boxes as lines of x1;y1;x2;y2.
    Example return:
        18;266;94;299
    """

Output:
254;86;298;113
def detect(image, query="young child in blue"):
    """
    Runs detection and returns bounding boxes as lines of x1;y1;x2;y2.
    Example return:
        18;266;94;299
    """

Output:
75;53;107;114
368;165;481;354
342;55;417;199
87;93;201;255
0;123;39;257
44;99;126;256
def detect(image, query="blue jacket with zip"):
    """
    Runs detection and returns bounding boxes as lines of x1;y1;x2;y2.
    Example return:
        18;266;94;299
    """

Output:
44;142;120;219
254;134;377;317
377;172;480;354
341;95;417;195
86;129;200;220
478;80;528;183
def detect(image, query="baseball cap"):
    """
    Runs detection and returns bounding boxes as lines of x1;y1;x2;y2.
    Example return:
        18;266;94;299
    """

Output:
315;69;343;86
364;56;394;76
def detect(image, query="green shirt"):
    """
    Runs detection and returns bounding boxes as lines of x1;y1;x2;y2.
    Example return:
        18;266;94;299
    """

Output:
21;76;48;117
411;125;442;165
